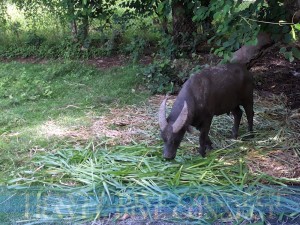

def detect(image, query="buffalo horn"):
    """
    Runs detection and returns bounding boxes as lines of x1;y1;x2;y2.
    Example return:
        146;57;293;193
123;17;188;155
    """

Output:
159;98;168;130
172;101;188;133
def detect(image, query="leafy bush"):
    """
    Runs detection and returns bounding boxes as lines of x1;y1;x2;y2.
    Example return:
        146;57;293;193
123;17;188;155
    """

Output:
157;35;178;59
25;32;45;46
125;35;148;62
142;57;204;94
142;58;174;94
280;45;300;62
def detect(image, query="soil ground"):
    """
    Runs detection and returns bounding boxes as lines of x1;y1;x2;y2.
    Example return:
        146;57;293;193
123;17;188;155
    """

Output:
250;46;300;109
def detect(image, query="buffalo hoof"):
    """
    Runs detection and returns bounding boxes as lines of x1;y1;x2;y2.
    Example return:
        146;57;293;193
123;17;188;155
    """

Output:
231;132;238;139
205;144;213;150
198;148;206;158
242;132;255;140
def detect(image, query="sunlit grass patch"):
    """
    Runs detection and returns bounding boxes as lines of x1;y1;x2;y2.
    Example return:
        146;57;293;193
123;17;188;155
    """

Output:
0;61;150;181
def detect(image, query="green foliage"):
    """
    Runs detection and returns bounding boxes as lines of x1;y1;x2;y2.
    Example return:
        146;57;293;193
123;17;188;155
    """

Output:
9;21;22;38
280;46;300;62
202;0;262;60
192;0;294;60
9;0;118;45
125;35;148;62
0;1;164;59
121;0;166;16
291;23;300;41
0;0;299;62
158;34;178;58
0;2;7;27
25;32;46;46
278;23;300;61
292;46;300;60
11;0;117;21
0;36;84;59
142;58;175;94
142;56;204;94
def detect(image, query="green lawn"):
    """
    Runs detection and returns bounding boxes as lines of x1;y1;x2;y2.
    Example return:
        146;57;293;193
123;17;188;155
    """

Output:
0;61;150;182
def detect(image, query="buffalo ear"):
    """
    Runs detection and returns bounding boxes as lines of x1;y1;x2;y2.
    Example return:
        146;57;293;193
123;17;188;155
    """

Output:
158;98;168;130
172;101;188;133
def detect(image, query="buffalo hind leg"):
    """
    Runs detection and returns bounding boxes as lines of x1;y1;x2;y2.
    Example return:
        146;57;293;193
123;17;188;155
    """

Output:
231;106;243;139
243;103;254;137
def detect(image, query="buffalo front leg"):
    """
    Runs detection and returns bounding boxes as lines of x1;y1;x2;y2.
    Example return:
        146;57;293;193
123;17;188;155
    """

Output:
231;106;243;139
205;136;213;150
198;117;213;157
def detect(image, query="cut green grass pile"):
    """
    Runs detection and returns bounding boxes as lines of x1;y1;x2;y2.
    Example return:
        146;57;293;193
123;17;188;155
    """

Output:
0;61;300;224
3;143;300;224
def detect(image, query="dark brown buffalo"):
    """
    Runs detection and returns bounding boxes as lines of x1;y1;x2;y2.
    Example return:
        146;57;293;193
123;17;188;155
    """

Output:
159;63;254;159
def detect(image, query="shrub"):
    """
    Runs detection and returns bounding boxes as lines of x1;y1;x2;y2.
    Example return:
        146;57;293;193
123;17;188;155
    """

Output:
141;56;204;94
25;32;45;47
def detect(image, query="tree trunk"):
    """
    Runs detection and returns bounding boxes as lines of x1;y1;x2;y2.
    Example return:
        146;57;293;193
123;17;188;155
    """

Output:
200;0;212;34
70;20;78;42
171;0;196;48
79;15;89;45
161;16;169;35
67;0;79;43
284;0;300;23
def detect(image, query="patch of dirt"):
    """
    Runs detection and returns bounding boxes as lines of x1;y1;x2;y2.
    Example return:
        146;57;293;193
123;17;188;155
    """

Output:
40;120;91;140
87;55;129;69
87;55;153;69
88;95;179;145
0;54;153;69
249;47;300;182
0;56;48;64
41;96;168;145
251;45;300;109
247;149;300;179
90;104;157;145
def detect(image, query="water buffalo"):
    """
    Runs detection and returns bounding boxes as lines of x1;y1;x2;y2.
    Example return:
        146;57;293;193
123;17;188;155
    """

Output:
159;63;254;159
